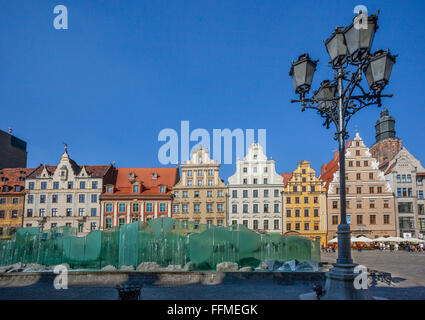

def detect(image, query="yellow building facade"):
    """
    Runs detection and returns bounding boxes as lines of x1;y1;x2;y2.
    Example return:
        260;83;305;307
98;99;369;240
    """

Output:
282;161;327;246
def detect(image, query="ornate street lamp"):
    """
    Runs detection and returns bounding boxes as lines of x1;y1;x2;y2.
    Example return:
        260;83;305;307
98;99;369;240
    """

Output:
289;11;396;300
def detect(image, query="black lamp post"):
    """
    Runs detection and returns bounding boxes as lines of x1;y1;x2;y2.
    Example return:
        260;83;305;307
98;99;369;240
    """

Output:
289;11;396;299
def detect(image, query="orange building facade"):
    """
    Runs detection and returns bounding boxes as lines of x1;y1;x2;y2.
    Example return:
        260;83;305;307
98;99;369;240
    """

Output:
100;167;179;228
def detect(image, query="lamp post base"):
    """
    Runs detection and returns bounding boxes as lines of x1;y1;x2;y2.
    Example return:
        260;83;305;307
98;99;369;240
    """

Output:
322;263;373;300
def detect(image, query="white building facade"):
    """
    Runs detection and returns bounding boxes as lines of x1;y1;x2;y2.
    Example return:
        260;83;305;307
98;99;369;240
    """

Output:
228;143;284;233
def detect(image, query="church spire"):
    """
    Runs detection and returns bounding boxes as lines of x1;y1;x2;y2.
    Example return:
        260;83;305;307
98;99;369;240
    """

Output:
375;108;397;143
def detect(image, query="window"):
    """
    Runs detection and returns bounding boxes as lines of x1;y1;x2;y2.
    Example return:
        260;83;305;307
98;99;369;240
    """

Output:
52;208;58;217
243;220;248;227
286;197;291;204
243;204;248;213
232;190;237;198
243;179;247;184
160;186;166;193
105;218;112;229
253;220;258;230
29;182;35;190
39;208;46;217
11;210;18;218
369;187;374;194
0;211;4;219
264;190;269;197
263;178;268;184
369;173;373;180
356;215;363;225
419;191;424;199
304;223;309;231
182;191;188;198
172;205;179;213
253;204;258;213
384;215;390;224
295;223;300;231
314;223;319;231
253;190;258;198
194;191;200;198
194;204;200;213
263;204;269;213
377;187;382;194
133;185;139;193
92;181;98;189
243;190;248;198
332;201;338;209
286;209;291;217
66;194;72;203
52;194;58;203
90;222;96;231
40;195;46;203
304;197;309;204
263;220;269;230
182;204;188;213
208;169;213;176
80;181;86;189
78;208;85;217
293;186;298;192
53;182;59;190
41;182;47;190
384;200;389;209
187;170;192;177
197;180;203;186
418;178;423;186
274;203;279;213
79;194;85;203
159;203;166;212
118;203;126;213
304;209;309;217
313;208;319;217
27;195;34;204
349;161;353;167
356;150;360;156
146;203;153;212
302;186;307;192
314;197;318;204
208;180;213;186
398;202;413;213
107;186;113;193
91;194;98;203
274;189;279;197
407;174;412;182
217;219;223;227
356;161;360;167
253;178;258;184
218;190;223;197
232;204;237;213
332;216;338;225
105;203;113;213
286;223;291;231
295;197;300;204
356;173;361;180
68;182;73;189
91;208;97;217
243;167;248;173
66;208;72;217
357;187;362;194
369;200;375;209
119;217;126;227
207;190;212;198
197;170;202;177
370;215;376;224
27;209;33;217
187;180;192;186
295;209;300;217
364;161;368;167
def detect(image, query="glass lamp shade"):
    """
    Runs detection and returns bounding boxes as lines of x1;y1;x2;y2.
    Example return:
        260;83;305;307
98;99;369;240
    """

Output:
364;50;396;91
325;27;347;66
314;80;336;110
289;54;317;94
344;13;378;61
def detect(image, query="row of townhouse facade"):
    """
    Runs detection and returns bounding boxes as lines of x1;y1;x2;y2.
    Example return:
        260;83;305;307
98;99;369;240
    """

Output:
0;110;423;244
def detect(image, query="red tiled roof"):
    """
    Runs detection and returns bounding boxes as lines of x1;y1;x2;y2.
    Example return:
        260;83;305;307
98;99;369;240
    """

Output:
0;168;35;193
106;167;179;196
281;173;293;188
319;150;339;191
384;161;397;175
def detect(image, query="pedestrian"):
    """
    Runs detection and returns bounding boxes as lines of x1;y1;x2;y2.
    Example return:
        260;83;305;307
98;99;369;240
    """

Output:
394;243;399;251
420;243;424;253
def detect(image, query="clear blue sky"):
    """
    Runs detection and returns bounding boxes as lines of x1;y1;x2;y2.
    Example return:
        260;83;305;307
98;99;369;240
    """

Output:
1;0;424;180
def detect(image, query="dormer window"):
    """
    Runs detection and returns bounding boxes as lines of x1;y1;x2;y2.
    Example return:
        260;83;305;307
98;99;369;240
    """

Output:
129;173;135;179
152;173;158;180
106;186;113;193
159;186;166;193
133;185;140;193
1;177;6;182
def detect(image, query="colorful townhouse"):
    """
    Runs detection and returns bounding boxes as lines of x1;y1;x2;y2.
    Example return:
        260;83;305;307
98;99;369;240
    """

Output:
100;167;179;228
371;109;425;238
23;146;115;235
228;143;284;233
320;132;397;242
0;168;34;239
282;160;327;246
171;147;227;227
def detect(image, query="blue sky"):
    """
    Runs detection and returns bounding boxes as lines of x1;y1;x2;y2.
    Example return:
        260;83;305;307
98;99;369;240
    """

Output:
1;0;424;180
